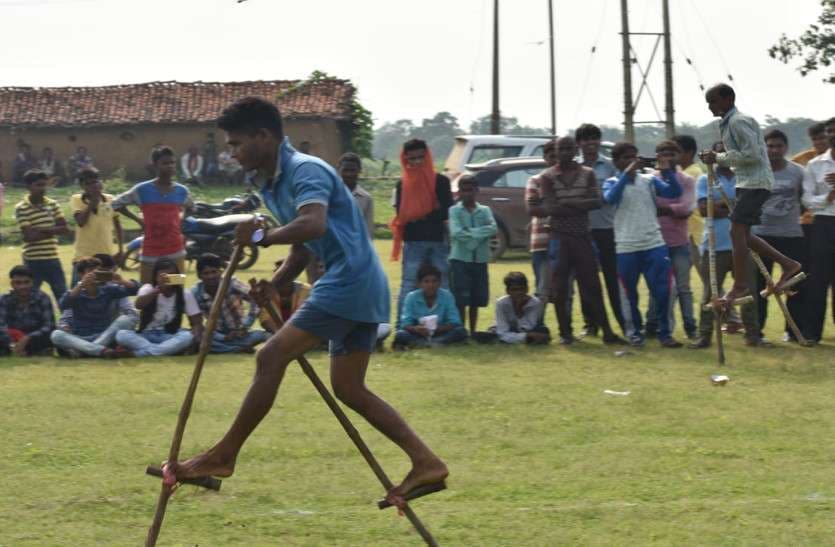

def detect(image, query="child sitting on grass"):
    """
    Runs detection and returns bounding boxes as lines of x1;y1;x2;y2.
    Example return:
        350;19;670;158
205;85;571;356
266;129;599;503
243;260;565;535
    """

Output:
393;263;467;349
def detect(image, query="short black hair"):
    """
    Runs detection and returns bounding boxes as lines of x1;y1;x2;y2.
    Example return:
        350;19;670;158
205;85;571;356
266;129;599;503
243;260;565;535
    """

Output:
417;263;441;282
706;83;735;101
543;139;558;154
23;169;48;185
218;96;284;139
151;146;175;164
673;135;697;154
93;253;116;270
457;174;478;189
575;123;602;142
77;166;100;183
403;139;428;153
825;116;835;128
75;256;102;275
338;152;362;168
9;265;34;279
808;122;826;137
764;129;788;146
503;271;528;290
611;142;638;161
196;253;224;273
655;139;682;153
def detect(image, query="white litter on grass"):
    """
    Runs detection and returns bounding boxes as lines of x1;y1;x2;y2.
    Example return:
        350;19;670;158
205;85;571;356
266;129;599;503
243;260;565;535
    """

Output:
710;374;730;386
603;390;631;396
272;509;316;516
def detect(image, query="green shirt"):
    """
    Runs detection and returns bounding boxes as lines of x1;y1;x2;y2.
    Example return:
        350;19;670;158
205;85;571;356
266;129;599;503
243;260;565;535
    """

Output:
448;201;497;263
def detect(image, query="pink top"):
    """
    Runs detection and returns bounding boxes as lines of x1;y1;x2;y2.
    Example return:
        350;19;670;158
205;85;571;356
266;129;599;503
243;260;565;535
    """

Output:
654;170;695;248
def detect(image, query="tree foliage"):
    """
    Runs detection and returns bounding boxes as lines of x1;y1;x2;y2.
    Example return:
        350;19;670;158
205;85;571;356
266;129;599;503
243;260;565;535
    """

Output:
769;0;835;84
468;114;551;136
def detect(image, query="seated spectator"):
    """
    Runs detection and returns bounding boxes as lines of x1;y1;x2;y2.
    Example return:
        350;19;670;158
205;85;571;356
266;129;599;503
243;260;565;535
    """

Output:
203;133;219;182
258;260;311;332
393;264;467;349
218;144;243;185
448;174;497;334
191;253;268;354
489;271;550;344
0;265;55;356
70;167;123;285
13;142;36;184
50;257;137;358
39;147;65;186
180;144;204;186
67;146;94;182
115;259;203;357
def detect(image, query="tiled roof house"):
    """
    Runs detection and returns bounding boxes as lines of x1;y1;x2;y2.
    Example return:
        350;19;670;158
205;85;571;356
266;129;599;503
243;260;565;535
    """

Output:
0;79;356;180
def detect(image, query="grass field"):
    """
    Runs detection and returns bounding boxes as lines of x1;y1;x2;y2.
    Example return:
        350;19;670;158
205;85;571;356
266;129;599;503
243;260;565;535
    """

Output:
1;239;834;546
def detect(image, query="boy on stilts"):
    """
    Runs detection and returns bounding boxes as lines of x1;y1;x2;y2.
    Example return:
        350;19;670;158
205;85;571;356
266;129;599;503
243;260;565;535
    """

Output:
164;97;447;508
700;84;802;307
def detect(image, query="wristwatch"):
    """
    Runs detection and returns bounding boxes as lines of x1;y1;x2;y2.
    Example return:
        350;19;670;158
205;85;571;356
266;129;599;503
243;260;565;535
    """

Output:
251;228;265;246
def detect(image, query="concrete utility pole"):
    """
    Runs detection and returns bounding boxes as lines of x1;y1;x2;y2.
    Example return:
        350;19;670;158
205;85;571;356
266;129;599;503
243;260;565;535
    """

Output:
548;0;556;135
491;0;501;134
620;0;635;142
662;0;675;137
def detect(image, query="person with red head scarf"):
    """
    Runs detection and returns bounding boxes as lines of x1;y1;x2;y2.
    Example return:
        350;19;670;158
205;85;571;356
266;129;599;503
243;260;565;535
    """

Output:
391;139;454;329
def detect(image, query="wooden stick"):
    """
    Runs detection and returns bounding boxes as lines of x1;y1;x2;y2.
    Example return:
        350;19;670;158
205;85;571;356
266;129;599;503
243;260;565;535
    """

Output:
145;244;245;547
706;164;725;365
701;294;754;311
258;294;441;547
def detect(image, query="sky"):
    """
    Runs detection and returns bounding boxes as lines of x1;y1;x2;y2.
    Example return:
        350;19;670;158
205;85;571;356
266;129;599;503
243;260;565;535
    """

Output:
1;0;830;133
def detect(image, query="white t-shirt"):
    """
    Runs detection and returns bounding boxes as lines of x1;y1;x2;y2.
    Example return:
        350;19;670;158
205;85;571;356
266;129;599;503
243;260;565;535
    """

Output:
138;283;200;331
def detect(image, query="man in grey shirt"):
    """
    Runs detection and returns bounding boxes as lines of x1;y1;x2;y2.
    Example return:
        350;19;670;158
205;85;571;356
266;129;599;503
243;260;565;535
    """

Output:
752;129;808;341
338;152;374;239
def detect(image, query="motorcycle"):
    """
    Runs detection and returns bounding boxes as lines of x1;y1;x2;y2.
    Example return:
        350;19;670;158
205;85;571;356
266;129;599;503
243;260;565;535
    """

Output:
192;192;279;229
122;213;263;272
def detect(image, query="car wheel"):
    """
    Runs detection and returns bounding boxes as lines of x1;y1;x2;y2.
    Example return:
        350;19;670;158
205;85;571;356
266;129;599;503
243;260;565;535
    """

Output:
490;227;508;261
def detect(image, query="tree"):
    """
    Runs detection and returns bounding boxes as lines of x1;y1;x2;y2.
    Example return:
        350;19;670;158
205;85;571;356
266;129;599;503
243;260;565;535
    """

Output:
372;119;416;160
469;114;550;135
769;0;835;84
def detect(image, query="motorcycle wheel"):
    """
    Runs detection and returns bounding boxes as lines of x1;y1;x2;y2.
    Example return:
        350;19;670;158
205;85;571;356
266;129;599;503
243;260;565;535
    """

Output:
122;247;141;271
262;216;279;230
237;244;259;270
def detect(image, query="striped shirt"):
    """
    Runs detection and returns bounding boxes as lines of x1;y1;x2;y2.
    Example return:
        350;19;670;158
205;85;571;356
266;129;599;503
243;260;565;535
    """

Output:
14;195;65;260
535;164;601;235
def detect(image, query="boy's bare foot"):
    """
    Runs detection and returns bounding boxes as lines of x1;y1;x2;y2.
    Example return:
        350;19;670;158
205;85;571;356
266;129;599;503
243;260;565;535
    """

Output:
386;458;449;509
164;447;237;480
774;260;802;293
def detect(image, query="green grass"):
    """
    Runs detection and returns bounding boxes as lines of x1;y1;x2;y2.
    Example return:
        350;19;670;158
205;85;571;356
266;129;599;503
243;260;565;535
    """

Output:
1;241;834;546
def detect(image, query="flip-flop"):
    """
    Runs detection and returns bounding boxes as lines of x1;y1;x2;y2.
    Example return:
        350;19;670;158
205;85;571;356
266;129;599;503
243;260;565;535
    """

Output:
378;481;447;510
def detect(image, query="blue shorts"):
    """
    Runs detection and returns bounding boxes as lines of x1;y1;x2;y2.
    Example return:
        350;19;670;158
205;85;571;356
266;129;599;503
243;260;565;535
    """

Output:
290;302;379;356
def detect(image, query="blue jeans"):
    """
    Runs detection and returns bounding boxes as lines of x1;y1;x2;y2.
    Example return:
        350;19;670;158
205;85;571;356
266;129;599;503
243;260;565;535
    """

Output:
393;326;468;348
396;241;449;328
616;246;675;342
115;328;195;357
646;245;695;335
51;315;137;356
209;330;269;354
25;258;67;302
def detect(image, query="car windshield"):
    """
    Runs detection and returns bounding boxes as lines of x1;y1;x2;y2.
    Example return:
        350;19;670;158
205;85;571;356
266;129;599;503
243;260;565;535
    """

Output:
468;145;524;164
476;165;544;188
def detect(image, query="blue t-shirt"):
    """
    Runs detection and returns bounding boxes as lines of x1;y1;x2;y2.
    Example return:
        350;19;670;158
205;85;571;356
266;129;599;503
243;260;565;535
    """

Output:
257;138;390;324
400;288;462;328
695;174;736;253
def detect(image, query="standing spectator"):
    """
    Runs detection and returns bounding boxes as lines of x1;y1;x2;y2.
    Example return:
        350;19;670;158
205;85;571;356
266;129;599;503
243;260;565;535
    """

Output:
50;257;136;358
576;123;624;336
180;144;205;186
218;144;243;185
801;117;835;344
338;152;374;238
645;140;697;340
39;147;65;186
493;271;550;344
602;142;683;348
14;169;69;301
689;166;763;348
115;259;203;357
67;146;94;182
526;151;555;300
673;135;706;270
191;253;268;354
203;133;219;182
393;264;467;349
791;122;829;166
114;146;193;284
0;265;55;356
448;174;497;333
70;167;123;285
13;142;36;184
0;181;4;240
530;137;625;345
391;139;453;327
750;129;808;342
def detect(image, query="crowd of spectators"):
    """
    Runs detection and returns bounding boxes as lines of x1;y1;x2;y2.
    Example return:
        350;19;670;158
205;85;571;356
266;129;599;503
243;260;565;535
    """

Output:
1;113;834;358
